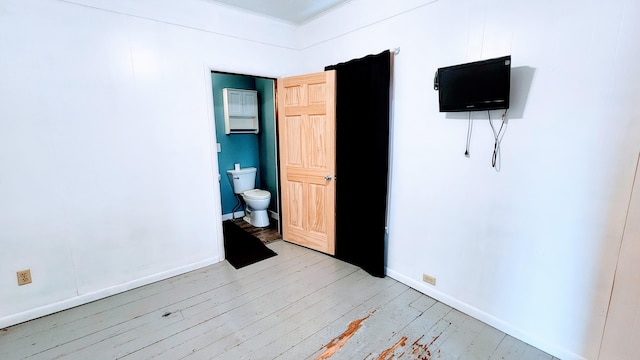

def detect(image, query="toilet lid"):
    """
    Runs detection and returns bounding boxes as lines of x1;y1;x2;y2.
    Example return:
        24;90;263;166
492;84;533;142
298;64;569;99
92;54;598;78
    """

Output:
243;189;270;200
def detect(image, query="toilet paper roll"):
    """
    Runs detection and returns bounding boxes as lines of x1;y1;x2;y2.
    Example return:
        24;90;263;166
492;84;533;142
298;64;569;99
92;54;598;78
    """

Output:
234;163;240;171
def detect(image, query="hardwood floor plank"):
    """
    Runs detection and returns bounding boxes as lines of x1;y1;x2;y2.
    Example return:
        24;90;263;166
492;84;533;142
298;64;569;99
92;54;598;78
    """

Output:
1;257;257;359
271;280;410;360
253;277;406;360
343;296;454;360
216;270;371;349
428;312;490;360
9;263;249;359
230;218;281;244
0;239;557;360
379;306;469;359
0;277;175;347
14;243;317;359
172;265;360;359
458;322;506;359
53;247;335;359
3;282;183;359
490;335;553;360
318;288;429;359
217;269;380;359
408;292;438;312
127;248;357;360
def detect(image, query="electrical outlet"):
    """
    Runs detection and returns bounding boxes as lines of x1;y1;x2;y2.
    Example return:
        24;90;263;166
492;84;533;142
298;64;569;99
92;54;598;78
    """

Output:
422;273;436;286
17;269;32;286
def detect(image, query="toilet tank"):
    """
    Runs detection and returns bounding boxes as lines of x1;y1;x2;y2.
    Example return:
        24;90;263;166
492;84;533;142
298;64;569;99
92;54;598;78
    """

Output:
226;167;257;194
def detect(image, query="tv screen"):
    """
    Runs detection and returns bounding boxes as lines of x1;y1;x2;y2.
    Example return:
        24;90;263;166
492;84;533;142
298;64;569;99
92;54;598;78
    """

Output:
436;55;511;112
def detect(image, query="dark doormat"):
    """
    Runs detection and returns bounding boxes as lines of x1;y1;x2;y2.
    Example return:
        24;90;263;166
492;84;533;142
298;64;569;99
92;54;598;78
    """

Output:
223;220;277;269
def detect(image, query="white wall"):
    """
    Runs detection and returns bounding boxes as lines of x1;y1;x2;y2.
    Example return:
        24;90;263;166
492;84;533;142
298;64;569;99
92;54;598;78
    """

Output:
297;0;640;359
0;0;298;328
3;1;640;359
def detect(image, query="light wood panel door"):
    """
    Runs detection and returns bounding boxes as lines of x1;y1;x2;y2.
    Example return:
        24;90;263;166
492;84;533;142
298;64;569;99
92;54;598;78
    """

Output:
277;70;336;255
599;153;640;359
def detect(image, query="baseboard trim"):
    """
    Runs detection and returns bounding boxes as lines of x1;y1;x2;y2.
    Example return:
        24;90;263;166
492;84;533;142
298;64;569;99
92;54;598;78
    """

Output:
0;256;222;329
385;268;586;360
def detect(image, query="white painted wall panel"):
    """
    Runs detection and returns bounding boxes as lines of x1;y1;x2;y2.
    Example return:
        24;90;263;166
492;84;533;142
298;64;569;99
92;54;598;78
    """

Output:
0;0;297;328
298;0;640;359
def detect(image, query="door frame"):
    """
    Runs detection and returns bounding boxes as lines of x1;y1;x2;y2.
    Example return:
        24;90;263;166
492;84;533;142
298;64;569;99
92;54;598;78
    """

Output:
203;64;282;260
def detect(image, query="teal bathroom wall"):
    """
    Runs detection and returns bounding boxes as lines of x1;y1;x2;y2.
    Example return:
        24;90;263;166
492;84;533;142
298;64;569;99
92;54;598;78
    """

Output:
255;78;278;215
211;72;277;217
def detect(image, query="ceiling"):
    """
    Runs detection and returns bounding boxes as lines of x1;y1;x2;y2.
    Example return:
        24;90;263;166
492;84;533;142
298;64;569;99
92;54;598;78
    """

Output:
207;0;350;24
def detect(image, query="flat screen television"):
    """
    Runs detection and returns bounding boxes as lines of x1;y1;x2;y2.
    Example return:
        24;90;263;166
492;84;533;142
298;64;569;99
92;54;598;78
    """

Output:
435;55;511;112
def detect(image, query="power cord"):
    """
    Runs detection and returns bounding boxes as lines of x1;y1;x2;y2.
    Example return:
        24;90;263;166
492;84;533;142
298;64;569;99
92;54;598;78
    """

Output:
488;110;508;171
231;194;243;219
465;112;473;157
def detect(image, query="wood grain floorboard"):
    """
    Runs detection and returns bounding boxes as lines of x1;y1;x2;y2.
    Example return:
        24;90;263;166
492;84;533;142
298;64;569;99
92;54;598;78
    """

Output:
231;218;281;244
0;241;560;360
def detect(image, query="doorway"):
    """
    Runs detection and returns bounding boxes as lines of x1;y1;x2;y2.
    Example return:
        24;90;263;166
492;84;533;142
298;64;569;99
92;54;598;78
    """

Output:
209;49;391;278
210;71;281;235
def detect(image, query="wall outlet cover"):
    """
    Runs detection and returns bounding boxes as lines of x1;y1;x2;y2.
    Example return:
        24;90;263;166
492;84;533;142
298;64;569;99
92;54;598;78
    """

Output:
17;269;32;286
422;273;436;286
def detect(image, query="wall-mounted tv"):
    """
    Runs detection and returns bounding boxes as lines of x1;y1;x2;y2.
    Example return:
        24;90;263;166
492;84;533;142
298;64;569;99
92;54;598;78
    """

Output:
435;55;511;112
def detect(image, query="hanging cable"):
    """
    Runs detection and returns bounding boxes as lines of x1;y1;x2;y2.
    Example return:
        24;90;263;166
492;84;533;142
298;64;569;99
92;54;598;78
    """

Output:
231;194;242;219
465;112;473;157
488;110;508;171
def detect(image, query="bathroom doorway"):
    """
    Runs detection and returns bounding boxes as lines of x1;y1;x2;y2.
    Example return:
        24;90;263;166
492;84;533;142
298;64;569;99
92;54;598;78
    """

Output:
210;71;281;235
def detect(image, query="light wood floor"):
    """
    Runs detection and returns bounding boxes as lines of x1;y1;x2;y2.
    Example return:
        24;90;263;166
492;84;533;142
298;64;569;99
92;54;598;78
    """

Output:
0;241;558;360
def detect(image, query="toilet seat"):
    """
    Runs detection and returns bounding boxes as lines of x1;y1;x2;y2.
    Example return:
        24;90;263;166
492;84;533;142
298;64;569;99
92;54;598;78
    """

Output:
242;189;270;200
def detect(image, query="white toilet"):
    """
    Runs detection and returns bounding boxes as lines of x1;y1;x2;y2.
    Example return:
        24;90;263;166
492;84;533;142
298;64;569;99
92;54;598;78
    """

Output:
226;167;271;228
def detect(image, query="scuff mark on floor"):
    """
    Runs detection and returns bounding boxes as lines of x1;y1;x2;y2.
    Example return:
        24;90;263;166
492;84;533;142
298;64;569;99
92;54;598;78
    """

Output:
371;332;443;360
376;336;407;359
315;310;377;359
411;333;441;359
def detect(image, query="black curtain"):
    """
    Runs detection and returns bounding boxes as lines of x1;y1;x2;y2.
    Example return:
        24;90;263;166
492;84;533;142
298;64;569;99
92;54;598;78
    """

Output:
325;50;391;278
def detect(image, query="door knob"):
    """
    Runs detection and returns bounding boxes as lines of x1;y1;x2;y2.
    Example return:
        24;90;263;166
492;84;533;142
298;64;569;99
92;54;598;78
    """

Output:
324;175;334;181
